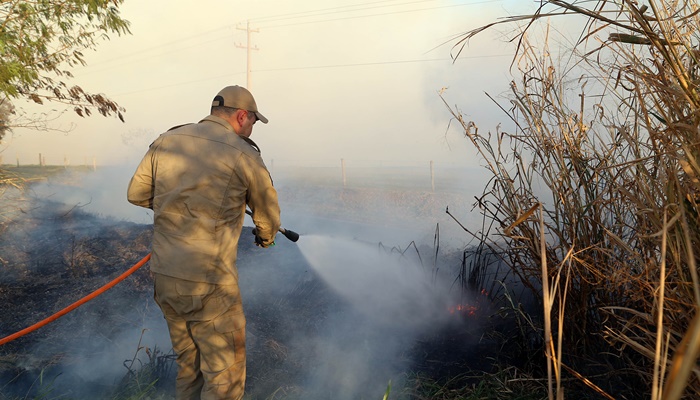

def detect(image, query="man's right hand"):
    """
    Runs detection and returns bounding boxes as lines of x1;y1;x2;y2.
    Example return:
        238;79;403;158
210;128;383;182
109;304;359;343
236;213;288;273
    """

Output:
251;228;274;248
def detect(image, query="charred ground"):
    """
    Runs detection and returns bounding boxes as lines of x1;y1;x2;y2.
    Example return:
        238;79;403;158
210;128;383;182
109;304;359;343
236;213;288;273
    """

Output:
0;171;523;399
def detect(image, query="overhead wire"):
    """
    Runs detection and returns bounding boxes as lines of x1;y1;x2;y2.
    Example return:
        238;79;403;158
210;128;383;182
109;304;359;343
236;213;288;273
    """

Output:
79;34;232;77
90;0;510;97
113;71;247;97
83;25;234;70
82;0;447;73
254;54;511;73
257;0;504;29
82;0;505;73
251;0;438;24
110;53;511;98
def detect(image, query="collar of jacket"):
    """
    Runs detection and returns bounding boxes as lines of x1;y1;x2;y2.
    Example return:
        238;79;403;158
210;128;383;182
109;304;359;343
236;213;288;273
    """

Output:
200;114;234;132
200;114;262;154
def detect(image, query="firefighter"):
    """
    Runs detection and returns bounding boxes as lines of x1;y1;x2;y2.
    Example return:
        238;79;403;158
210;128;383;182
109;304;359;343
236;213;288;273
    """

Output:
127;85;281;400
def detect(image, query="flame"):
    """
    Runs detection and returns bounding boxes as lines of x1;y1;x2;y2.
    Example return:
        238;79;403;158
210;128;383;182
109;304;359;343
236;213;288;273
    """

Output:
448;288;489;317
448;303;478;317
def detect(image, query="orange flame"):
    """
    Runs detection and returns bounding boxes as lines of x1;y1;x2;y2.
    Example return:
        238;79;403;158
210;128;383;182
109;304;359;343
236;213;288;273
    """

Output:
448;288;489;317
448;303;478;317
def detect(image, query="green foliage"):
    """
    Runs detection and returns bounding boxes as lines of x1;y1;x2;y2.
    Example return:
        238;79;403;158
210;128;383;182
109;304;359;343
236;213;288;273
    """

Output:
0;96;14;140
0;0;131;123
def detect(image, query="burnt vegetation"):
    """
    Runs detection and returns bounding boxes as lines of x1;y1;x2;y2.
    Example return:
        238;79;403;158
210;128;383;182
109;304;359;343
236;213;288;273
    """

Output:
0;169;530;400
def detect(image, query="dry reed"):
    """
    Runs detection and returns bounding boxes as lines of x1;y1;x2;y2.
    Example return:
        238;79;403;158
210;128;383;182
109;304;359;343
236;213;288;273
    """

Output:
446;1;700;398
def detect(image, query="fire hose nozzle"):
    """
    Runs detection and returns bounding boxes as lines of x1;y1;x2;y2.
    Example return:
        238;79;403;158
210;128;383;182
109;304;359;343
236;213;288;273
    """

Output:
279;227;300;242
245;209;299;242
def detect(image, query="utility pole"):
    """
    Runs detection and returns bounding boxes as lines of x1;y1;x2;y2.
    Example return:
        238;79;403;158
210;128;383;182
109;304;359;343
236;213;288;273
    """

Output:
236;20;259;90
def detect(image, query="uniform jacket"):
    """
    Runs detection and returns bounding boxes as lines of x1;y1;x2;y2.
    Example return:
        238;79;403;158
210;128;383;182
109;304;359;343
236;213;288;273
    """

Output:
127;115;281;284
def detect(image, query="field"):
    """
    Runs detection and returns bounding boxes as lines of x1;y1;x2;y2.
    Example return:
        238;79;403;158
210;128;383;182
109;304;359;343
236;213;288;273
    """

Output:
0;166;540;399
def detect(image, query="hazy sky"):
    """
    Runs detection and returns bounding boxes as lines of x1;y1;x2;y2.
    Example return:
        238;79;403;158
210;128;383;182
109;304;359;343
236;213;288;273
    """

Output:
3;0;533;168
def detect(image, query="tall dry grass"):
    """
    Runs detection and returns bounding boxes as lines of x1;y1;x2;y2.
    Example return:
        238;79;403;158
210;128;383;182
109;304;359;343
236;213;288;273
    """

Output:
447;1;700;399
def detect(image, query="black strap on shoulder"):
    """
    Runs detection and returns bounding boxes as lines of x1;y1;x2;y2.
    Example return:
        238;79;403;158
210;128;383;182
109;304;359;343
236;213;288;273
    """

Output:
242;137;261;154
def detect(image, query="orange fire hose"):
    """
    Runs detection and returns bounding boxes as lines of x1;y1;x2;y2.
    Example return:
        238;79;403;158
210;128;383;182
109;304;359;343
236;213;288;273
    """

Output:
0;253;151;346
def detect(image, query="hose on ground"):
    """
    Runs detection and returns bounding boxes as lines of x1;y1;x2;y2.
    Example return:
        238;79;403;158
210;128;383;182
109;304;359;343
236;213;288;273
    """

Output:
0;253;151;346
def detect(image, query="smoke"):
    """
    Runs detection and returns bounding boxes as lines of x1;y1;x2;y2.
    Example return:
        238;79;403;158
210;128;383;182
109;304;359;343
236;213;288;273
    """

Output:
0;167;169;398
2;163;494;399
1;270;171;399
31;304;171;398
26;166;152;224
298;234;452;331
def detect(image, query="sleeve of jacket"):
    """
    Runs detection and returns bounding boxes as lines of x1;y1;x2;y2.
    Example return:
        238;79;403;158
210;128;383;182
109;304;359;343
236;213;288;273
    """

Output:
239;154;281;247
127;139;159;210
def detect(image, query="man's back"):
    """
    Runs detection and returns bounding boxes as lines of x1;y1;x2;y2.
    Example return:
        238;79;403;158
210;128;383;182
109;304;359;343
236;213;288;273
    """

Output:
128;114;280;284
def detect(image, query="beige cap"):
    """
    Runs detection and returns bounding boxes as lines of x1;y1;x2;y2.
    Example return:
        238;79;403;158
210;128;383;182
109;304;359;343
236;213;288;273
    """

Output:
212;85;268;124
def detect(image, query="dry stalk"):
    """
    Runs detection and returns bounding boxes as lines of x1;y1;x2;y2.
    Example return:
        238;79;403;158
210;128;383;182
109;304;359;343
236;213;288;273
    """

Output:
652;208;669;400
538;204;554;400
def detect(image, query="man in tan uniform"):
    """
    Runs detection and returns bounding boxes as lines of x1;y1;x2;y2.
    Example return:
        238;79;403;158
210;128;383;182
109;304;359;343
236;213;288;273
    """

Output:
127;85;281;400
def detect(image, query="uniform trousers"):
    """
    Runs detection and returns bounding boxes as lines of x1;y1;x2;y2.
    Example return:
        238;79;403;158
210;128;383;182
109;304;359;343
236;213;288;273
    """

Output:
153;273;247;400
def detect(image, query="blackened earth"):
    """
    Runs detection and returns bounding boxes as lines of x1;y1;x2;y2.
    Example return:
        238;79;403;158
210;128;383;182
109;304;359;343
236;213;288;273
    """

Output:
0;195;509;399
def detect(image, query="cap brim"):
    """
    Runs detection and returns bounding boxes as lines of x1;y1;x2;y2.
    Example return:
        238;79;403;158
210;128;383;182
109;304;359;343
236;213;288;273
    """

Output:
255;111;268;124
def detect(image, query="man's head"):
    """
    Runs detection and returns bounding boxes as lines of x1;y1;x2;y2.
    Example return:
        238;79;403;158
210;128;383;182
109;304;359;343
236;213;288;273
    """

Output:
211;85;268;138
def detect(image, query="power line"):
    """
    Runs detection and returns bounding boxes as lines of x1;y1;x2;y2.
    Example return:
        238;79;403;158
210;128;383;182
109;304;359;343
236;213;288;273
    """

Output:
83;25;233;70
79;34;231;77
79;0;510;94
254;54;511;72
110;54;510;98
251;0;437;23
112;71;247;97
96;0;451;72
82;0;502;73
258;0;503;29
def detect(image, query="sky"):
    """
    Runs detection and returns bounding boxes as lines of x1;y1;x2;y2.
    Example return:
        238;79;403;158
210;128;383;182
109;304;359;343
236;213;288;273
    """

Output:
1;0;534;169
